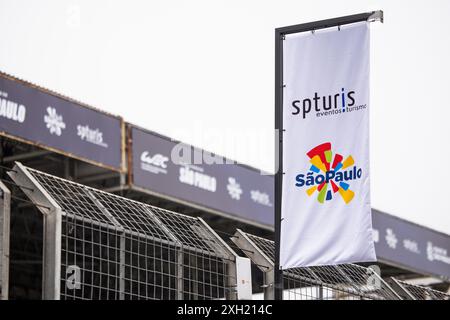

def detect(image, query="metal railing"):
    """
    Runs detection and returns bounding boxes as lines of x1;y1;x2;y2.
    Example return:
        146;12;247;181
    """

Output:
232;229;403;300
390;278;450;300
7;162;244;300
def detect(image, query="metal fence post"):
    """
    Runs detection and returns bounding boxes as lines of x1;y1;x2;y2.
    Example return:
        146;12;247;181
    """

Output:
119;234;126;300
8;162;62;299
231;229;274;300
43;206;62;300
177;249;184;300
318;285;323;300
226;257;238;300
263;269;274;300
0;181;10;300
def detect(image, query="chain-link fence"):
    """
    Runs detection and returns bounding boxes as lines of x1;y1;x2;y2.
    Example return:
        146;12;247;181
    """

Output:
6;162;245;300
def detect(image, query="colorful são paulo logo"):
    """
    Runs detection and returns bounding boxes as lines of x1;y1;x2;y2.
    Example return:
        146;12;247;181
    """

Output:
295;142;362;204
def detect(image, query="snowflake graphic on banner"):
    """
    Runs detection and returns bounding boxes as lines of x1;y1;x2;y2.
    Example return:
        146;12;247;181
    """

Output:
227;177;242;200
44;107;66;136
385;228;398;249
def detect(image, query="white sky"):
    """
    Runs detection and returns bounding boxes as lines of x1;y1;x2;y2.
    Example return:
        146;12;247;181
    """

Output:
1;0;449;234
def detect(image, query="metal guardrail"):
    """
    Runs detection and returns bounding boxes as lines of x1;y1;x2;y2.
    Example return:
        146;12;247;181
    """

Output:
7;162;242;300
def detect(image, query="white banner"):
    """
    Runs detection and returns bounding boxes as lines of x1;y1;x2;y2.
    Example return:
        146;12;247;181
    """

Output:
280;22;376;269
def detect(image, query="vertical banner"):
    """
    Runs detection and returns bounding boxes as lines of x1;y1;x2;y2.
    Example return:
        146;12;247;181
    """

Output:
280;22;376;268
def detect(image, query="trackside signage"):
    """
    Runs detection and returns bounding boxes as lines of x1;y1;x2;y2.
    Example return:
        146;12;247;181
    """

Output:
372;210;450;280
280;23;376;268
131;126;273;227
0;74;122;170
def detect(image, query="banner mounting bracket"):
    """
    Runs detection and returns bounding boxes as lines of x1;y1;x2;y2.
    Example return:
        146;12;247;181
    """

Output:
368;10;383;23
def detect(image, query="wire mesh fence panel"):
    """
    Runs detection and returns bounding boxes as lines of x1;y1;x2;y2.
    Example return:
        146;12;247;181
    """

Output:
232;229;401;300
283;264;400;300
243;233;274;264
61;216;122;300
391;278;450;300
9;163;237;300
151;207;231;260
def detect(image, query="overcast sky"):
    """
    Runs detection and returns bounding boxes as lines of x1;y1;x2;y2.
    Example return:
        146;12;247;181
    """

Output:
1;0;449;234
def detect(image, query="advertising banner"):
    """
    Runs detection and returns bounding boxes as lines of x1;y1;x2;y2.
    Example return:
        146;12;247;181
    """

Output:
280;23;376;268
131;126;273;227
372;210;450;280
0;73;122;170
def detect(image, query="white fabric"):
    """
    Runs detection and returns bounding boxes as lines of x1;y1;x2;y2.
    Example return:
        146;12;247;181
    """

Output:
280;22;376;269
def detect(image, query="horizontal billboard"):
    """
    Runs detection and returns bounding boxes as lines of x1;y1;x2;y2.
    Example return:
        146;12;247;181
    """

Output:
0;73;123;170
372;209;450;280
130;126;273;227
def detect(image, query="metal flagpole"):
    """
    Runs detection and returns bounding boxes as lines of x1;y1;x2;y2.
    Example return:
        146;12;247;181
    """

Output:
274;10;383;300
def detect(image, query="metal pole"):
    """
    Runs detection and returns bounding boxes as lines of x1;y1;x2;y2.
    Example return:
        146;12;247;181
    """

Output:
274;10;383;301
0;181;10;300
263;270;275;300
230;230;274;299
8;162;63;299
274;25;284;301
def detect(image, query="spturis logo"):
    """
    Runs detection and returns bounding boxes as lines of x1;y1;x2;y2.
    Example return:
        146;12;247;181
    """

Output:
295;142;362;204
291;88;366;119
77;125;108;148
